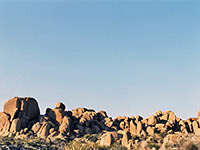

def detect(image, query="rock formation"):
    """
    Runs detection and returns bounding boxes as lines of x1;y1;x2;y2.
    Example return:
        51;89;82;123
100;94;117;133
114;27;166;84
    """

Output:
0;97;40;137
1;97;200;149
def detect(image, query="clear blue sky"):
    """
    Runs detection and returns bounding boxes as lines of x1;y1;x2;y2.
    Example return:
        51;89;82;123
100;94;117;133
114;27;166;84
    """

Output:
0;1;200;119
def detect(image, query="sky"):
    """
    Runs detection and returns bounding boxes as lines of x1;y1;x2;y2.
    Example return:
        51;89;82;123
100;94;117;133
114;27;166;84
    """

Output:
0;0;200;119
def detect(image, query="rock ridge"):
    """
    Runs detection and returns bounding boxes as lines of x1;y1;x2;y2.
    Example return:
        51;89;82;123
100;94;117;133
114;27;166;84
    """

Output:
0;97;200;149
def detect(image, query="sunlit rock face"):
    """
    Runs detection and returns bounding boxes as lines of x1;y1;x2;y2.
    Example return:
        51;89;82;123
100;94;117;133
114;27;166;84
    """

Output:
0;96;200;149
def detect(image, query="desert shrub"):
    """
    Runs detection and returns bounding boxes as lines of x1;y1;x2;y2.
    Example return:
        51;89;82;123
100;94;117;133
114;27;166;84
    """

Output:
3;136;14;142
91;143;108;150
65;140;110;150
186;142;198;150
65;141;92;150
25;141;37;147
54;138;66;143
84;134;99;142
110;142;127;150
34;138;47;145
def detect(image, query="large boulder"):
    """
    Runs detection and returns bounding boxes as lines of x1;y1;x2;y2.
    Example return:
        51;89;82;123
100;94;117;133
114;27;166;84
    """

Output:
4;97;21;121
100;132;120;147
122;131;131;147
0;112;10;132
130;120;137;134
3;97;40;121
21;97;40;120
168;111;176;122
137;122;143;134
163;134;183;147
192;121;199;134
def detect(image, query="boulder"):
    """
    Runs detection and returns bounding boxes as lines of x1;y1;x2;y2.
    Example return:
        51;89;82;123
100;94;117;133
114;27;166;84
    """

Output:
120;121;125;130
22;97;40;120
3;97;40;121
146;126;154;135
56;102;66;111
79;113;93;126
0;112;10;131
192;121;199;134
160;111;170;121
10;118;21;133
97;111;108;120
130;120;137;134
4;97;20;121
141;141;148;149
31;122;41;134
148;115;157;126
163;134;182;146
179;120;187;132
122;131;131;147
100;132;119;147
59;116;72;134
46;108;64;125
140;130;147;137
48;131;59;141
1;122;10;134
104;117;113;128
135;115;143;123
37;122;51;138
155;110;162;117
137;122;143;134
168;111;176;122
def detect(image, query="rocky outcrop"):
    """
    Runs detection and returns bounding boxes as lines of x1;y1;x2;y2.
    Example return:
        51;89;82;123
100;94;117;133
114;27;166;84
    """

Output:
1;96;200;149
4;97;40;121
0;97;40;137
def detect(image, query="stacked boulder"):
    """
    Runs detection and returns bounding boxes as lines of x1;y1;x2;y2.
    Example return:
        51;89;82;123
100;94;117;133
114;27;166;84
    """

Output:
0;97;40;137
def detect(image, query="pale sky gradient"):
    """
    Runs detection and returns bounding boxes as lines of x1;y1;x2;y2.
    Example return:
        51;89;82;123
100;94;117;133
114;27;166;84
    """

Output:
0;1;200;119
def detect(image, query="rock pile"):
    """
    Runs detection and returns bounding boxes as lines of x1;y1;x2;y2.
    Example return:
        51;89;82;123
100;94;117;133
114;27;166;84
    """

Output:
0;97;40;137
0;97;200;149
